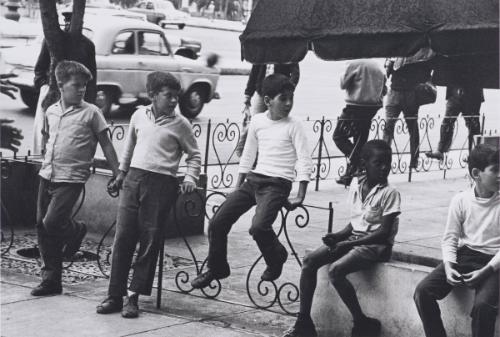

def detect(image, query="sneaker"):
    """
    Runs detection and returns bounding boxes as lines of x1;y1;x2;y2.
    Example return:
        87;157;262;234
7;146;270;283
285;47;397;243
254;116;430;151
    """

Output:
261;247;288;282
425;151;444;161
351;316;381;337
191;269;230;289
63;220;87;259
96;296;123;314
31;280;62;296
282;319;317;337
121;294;139;318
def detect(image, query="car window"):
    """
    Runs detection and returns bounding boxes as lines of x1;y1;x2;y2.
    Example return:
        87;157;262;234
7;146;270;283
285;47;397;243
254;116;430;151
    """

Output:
146;2;154;9
112;31;135;54
138;31;170;56
137;2;146;8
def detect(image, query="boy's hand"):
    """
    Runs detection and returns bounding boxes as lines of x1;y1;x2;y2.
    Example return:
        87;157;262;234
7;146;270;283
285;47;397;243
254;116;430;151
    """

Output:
462;266;494;288
331;240;352;255
107;171;125;197
285;195;304;211
180;181;196;194
322;233;341;248
444;262;463;286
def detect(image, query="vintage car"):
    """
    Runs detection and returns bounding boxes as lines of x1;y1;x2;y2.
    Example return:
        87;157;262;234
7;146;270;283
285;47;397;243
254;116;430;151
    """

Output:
129;0;189;29
4;17;219;119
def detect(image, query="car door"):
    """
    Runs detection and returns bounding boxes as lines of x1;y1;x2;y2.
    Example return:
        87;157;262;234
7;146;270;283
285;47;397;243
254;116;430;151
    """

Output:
98;30;148;101
135;29;182;95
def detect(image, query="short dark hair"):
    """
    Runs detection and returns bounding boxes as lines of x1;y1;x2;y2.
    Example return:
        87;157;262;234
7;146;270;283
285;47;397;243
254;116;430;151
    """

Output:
261;73;295;99
146;71;181;96
361;139;392;161
468;144;499;175
55;60;92;84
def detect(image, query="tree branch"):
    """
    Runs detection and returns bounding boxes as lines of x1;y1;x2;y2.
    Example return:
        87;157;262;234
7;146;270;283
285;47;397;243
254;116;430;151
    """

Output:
70;0;86;37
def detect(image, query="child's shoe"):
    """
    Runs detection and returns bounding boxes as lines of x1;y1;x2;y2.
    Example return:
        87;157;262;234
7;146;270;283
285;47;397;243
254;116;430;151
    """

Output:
351;316;381;337
281;316;317;337
261;245;288;281
96;295;123;314
30;280;62;296
191;268;230;289
425;150;444;161
121;294;139;318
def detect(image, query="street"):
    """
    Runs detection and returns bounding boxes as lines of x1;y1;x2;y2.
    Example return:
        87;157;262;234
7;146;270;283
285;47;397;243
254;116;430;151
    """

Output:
2;26;500;156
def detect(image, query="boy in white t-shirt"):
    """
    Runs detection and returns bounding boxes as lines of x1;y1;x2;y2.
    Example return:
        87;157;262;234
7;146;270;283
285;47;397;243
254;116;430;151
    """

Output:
283;140;401;337
191;74;313;289
414;144;499;337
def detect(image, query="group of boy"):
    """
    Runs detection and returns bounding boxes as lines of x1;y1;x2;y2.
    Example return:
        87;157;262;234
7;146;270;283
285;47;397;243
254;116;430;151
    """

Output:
28;59;498;337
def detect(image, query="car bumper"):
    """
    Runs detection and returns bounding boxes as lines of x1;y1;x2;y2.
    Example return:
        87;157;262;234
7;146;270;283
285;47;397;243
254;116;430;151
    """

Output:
159;19;185;26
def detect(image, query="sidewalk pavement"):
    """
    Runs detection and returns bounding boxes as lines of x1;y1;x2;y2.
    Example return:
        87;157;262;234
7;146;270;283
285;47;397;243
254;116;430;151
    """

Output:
1;170;471;337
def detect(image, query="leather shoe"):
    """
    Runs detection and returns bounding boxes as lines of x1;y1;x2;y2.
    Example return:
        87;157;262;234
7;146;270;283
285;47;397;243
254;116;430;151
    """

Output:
425;151;444;161
191;269;230;289
31;280;62;296
96;296;123;314
121;294;139;318
261;247;288;282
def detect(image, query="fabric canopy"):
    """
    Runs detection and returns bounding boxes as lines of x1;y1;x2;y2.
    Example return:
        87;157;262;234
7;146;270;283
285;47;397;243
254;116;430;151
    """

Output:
240;0;499;64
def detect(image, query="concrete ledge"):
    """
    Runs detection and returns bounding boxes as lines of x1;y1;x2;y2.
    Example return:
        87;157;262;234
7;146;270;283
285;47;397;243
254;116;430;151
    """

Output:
311;260;500;337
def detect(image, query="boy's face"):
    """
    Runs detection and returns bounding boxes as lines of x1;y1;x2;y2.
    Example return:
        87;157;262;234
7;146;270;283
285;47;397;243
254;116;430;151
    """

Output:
58;75;87;106
265;89;294;120
476;163;500;193
363;149;392;185
151;86;179;116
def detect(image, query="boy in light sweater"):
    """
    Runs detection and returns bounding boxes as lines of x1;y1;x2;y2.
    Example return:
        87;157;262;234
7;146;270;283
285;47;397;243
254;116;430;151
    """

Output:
414;144;499;337
96;72;201;318
191;73;313;289
333;60;386;186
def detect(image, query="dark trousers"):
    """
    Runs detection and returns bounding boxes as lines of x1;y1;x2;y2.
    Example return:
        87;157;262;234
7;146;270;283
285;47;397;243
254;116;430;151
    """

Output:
414;246;499;337
383;89;420;168
36;178;84;283
207;172;292;273
437;95;482;153
333;105;379;171
108;168;178;297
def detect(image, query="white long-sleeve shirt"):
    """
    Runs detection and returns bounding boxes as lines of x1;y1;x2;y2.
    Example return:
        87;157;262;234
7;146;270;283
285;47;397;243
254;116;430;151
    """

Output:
441;188;500;270
238;113;312;182
119;105;201;183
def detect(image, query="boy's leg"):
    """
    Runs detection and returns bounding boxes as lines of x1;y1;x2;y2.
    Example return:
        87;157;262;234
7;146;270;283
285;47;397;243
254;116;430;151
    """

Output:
382;90;402;146
413;263;453;337
206;182;256;273
191;181;256;289
107;170;143;298
328;245;390;323
349;108;378;171
471;271;499;337
462;98;482;152
282;245;340;337
249;175;292;281
34;180;83;294
128;174;178;296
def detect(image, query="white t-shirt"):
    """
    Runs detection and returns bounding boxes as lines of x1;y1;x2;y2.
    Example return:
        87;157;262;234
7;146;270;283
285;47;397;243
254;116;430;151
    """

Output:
442;188;500;270
348;176;401;244
238;113;312;182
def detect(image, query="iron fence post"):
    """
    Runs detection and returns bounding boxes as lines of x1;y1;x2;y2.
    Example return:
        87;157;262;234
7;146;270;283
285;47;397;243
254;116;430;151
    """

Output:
315;117;325;191
327;202;333;233
203;119;212;174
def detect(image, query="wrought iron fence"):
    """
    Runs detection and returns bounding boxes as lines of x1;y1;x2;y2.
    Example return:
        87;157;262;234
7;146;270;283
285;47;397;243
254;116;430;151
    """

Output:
107;113;488;191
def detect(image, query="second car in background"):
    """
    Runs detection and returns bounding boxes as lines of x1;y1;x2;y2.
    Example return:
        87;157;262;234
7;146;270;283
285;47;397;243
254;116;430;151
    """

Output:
129;0;190;29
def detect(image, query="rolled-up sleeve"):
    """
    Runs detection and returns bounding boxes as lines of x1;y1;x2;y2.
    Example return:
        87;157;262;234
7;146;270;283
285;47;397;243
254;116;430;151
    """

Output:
292;121;312;182
119;114;137;172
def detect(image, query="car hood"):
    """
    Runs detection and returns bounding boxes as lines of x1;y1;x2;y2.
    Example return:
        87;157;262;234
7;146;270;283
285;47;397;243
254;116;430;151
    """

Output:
2;43;40;69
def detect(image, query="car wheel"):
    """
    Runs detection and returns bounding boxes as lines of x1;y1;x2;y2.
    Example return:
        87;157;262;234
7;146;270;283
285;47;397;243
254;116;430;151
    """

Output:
20;89;38;111
96;88;114;118
179;86;206;119
178;24;185;29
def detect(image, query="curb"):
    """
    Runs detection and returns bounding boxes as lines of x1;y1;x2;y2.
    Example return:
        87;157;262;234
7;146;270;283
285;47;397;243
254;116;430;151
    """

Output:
220;67;250;76
185;22;244;33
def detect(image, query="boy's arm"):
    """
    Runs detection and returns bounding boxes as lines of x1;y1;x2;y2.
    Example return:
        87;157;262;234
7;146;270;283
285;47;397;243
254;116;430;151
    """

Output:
244;65;260;105
238;119;258;176
322;223;353;247
118;116;137;174
441;195;463;267
292;120;313;183
97;131;120;177
286;180;308;210
178;121;202;186
461;250;500;288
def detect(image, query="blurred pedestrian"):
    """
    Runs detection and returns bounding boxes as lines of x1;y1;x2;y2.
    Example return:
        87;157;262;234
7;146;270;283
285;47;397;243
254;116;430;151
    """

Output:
0;119;23;153
334;59;387;186
382;48;434;169
426;75;484;161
